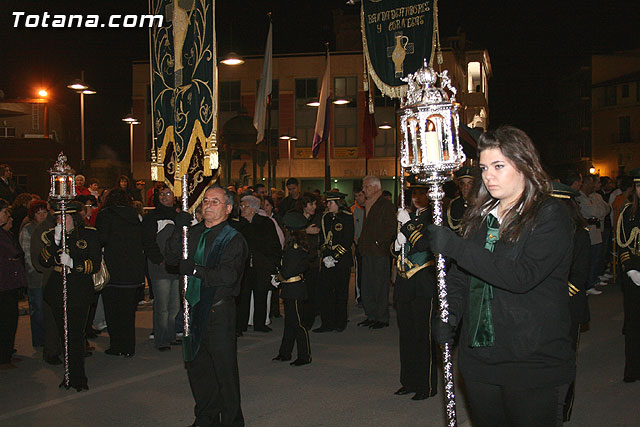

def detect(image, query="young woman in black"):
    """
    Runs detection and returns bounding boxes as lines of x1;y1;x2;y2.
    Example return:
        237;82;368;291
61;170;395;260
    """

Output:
427;126;575;426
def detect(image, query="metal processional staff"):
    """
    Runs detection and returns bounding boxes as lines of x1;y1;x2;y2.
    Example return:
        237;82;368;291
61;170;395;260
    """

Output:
399;61;465;427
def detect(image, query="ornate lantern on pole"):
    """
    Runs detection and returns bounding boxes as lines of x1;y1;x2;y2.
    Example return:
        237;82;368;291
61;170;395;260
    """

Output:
48;152;76;388
399;60;465;426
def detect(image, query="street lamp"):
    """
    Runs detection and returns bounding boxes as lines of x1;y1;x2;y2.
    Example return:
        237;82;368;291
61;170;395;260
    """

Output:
37;88;49;138
220;52;245;66
67;78;96;172
123;114;140;175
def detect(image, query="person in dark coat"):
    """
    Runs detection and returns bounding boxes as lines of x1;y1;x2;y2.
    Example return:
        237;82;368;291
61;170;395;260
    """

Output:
272;212;311;366
95;188;145;357
392;181;438;401
38;201;101;389
0;164;21;203
236;195;281;333
428;126;574;426
616;168;640;384
0;198;27;370
314;192;354;333
550;181;591;421
166;185;248;427
295;193;322;329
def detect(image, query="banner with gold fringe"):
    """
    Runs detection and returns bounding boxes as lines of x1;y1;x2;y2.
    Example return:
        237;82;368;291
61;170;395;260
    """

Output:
361;0;435;99
150;0;219;211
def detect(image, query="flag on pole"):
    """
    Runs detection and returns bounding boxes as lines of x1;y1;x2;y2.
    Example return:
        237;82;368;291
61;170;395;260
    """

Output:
150;0;218;210
312;51;331;158
253;21;272;144
363;96;377;159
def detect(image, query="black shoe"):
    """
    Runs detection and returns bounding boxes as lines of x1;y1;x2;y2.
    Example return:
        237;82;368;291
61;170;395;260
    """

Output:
104;348;122;356
411;392;430;400
158;346;171;352
273;312;282;318
623;376;637;383
236;331;243;337
290;358;311;366
272;354;292;362
334;326;346;332
170;340;182;345
312;326;334;333
123;352;134;358
254;326;272;332
394;386;412;395
91;327;103;335
86;331;98;339
357;319;373;327
44;355;63;365
83;351;92;358
370;321;389;329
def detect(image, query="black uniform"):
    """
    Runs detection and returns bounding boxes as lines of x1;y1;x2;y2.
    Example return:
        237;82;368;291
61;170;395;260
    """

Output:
316;210;354;331
438;197;574;425
276;244;311;361
445;195;467;234
617;203;640;382
394;208;438;397
166;220;248;427
39;225;101;390
302;213;322;329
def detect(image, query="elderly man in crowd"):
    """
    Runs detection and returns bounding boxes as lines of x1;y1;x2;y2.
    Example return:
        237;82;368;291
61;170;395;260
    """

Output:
357;175;396;329
236;194;281;333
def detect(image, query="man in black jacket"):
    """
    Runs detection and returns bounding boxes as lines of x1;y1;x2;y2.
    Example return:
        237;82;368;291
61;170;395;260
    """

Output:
167;185;248;427
236;195;281;332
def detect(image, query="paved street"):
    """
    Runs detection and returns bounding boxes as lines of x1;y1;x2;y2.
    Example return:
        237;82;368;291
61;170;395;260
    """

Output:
1;277;638;427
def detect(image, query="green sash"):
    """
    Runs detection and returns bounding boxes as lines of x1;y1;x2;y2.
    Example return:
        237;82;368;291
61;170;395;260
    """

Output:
185;227;212;307
468;214;499;347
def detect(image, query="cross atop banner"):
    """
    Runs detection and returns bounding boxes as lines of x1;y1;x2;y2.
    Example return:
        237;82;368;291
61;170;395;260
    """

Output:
360;0;436;99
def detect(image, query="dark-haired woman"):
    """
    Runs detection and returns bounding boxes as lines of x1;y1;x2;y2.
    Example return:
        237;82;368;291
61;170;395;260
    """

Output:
272;212;311;366
38;201;101;390
295;193;322;329
617;170;640;384
0;198;27;369
314;192;354;332
427;126;574;426
96;188;145;357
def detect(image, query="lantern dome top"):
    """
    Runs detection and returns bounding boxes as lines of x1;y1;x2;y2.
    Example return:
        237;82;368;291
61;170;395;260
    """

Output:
50;152;75;175
401;59;457;109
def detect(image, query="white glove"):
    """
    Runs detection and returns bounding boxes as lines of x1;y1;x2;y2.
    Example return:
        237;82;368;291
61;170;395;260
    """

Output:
60;252;73;268
323;256;336;269
627;270;640;286
397;208;411;225
394;232;407;252
54;224;62;245
270;274;280;288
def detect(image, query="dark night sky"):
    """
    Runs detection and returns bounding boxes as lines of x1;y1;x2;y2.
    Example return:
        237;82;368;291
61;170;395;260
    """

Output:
1;0;637;164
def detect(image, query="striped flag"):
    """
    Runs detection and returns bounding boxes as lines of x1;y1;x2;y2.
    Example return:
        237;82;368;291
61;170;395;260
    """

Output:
253;21;272;144
312;51;331;158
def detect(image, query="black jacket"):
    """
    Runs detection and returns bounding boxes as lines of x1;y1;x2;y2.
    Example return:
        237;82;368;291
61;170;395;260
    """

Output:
320;210;354;267
446;197;575;388
279;245;309;300
95;205;145;285
242;214;281;276
142;204;179;278
39;225;101;308
166;220;248;302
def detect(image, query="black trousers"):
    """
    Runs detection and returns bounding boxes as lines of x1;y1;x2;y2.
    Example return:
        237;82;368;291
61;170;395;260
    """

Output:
396;297;437;395
187;300;244;427
318;262;350;329
279;298;310;361
563;321;581;421
624;278;640;380
237;268;270;331
102;286;139;354
43;300;62;358
0;288;20;364
301;263;319;329
51;302;90;387
464;379;568;427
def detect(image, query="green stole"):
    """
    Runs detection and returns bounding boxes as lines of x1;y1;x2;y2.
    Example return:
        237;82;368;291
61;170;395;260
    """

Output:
468;214;499;347
183;224;238;362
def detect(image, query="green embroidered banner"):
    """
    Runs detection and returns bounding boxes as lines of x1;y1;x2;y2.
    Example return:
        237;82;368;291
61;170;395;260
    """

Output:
150;0;219;210
361;0;435;98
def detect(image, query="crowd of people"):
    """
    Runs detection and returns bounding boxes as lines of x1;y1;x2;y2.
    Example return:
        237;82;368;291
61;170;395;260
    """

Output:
0;123;639;426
